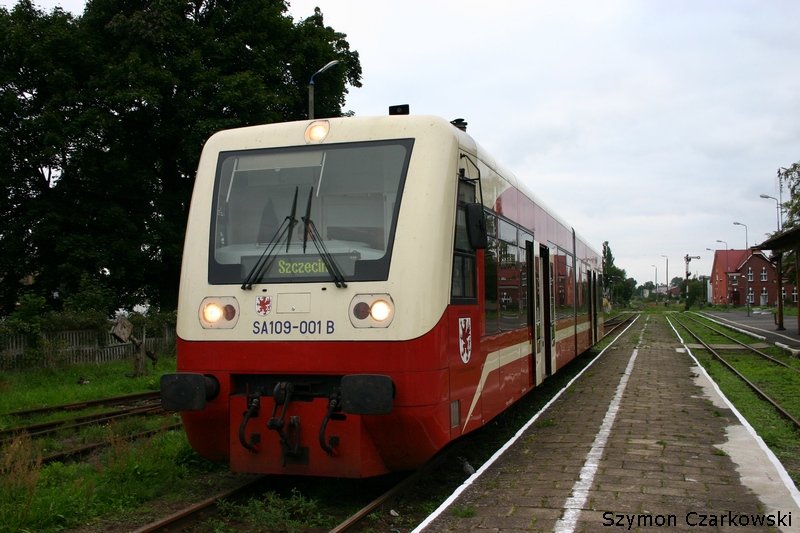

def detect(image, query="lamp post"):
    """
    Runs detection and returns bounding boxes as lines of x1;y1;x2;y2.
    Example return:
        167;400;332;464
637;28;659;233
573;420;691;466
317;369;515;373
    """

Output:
308;60;340;119
706;248;722;304
760;194;785;330
651;264;657;301
733;222;752;315
706;248;715;303
661;254;669;302
733;221;748;249
759;194;782;231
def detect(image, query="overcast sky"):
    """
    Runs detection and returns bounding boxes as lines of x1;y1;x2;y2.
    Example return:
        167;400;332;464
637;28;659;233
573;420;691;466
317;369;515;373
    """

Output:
5;0;800;286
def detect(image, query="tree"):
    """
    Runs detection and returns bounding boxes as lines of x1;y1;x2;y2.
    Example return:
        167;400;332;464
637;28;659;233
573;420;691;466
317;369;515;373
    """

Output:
779;162;800;229
0;0;362;316
686;277;705;308
0;2;93;313
602;241;633;306
775;162;800;287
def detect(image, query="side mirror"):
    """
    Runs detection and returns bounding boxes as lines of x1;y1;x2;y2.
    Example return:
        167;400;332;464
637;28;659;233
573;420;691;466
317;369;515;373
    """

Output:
465;203;487;249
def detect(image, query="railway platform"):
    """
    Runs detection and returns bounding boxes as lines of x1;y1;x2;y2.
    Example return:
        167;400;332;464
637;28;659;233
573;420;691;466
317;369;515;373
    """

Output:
414;314;800;532
700;309;800;355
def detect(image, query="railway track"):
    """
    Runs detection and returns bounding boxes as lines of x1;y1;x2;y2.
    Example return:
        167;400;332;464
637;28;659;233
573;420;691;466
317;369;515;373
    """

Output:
0;402;164;442
603;312;639;338
132;476;266;533
133;452;447;532
38;422;183;465
0;394;164;442
1;390;161;419
133;325;639;532
1;390;175;464
682;312;800;374
668;313;800;430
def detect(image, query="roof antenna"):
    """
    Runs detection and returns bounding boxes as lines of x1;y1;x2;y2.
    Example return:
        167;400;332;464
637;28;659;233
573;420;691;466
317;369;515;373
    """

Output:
450;118;467;131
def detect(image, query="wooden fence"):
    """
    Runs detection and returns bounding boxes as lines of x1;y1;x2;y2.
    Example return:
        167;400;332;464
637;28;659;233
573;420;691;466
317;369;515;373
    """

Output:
0;326;176;370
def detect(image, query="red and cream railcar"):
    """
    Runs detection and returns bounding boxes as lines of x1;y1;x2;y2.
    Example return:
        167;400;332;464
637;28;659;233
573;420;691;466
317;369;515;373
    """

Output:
161;113;602;478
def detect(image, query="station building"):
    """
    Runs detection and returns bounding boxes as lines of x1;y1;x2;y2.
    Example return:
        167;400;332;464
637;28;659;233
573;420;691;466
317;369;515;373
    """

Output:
708;249;798;306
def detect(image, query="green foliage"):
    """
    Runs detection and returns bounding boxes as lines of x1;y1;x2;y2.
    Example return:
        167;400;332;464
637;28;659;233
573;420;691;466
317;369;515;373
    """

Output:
2;293;48;342
0;355;237;532
450;505;476;518
779;162;800;229
0;430;211;532
602;241;635;306
0;0;361;316
216;488;335;532
0;356;176;413
685;278;705;308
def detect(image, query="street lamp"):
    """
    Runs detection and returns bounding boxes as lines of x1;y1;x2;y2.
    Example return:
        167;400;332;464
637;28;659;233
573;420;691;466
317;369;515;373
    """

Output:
706;248;715;303
759;194;782;231
733;221;749;249
760;195;785;330
308;60;340;119
733;221;751;314
661;254;669;301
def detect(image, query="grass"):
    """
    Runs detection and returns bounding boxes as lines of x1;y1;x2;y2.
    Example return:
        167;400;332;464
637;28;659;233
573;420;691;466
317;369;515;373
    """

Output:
698;352;800;482
0;355;239;533
210;489;336;532
0;427;226;532
667;312;800;485
0;357;175;415
450;505;476;518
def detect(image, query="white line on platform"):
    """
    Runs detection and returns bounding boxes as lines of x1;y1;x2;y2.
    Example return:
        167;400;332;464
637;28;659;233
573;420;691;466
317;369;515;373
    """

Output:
411;317;641;532
553;318;645;533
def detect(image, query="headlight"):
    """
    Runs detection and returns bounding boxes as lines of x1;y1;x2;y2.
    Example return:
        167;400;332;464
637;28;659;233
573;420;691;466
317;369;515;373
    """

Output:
199;297;239;329
349;294;395;328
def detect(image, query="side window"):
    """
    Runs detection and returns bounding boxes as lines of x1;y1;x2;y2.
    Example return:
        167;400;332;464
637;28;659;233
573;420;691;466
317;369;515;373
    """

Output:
555;249;575;319
497;219;526;331
484;213;499;335
451;181;477;302
518;240;530;326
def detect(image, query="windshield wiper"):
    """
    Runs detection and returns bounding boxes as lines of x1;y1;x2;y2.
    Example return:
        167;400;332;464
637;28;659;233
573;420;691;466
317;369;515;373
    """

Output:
241;187;299;290
302;187;348;288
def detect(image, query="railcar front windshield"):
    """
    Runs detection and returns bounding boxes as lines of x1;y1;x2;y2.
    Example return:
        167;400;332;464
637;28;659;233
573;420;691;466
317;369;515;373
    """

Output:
208;139;413;285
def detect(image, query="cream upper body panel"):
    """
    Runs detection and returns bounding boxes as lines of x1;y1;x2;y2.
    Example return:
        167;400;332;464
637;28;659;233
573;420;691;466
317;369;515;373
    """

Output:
177;115;472;342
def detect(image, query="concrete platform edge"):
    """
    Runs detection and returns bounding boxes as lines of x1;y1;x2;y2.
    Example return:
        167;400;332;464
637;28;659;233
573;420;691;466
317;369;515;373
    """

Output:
410;316;643;533
676;326;800;519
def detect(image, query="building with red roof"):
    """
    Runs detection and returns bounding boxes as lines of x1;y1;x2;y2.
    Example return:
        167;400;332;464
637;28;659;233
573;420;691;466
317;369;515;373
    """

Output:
708;249;796;306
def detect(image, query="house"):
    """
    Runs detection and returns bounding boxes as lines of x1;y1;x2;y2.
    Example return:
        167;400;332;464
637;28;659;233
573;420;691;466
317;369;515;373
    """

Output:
708;249;797;306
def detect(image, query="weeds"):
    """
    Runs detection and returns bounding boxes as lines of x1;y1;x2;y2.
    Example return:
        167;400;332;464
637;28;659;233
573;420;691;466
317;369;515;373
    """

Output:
0;357;175;414
0;425;216;532
214;489;335;532
0;433;41;530
450;505;476;518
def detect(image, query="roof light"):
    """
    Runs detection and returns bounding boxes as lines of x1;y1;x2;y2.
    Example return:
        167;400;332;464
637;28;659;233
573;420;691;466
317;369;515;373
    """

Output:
305;120;330;144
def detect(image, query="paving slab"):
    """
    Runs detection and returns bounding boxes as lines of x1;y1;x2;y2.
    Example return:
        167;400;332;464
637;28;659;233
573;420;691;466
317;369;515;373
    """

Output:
416;314;800;532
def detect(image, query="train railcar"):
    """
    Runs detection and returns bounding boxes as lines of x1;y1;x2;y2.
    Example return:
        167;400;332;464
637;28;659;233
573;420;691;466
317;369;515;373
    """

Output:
161;111;603;478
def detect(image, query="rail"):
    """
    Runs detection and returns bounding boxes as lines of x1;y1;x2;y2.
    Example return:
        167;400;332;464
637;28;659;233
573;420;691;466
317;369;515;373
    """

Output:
668;314;800;430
